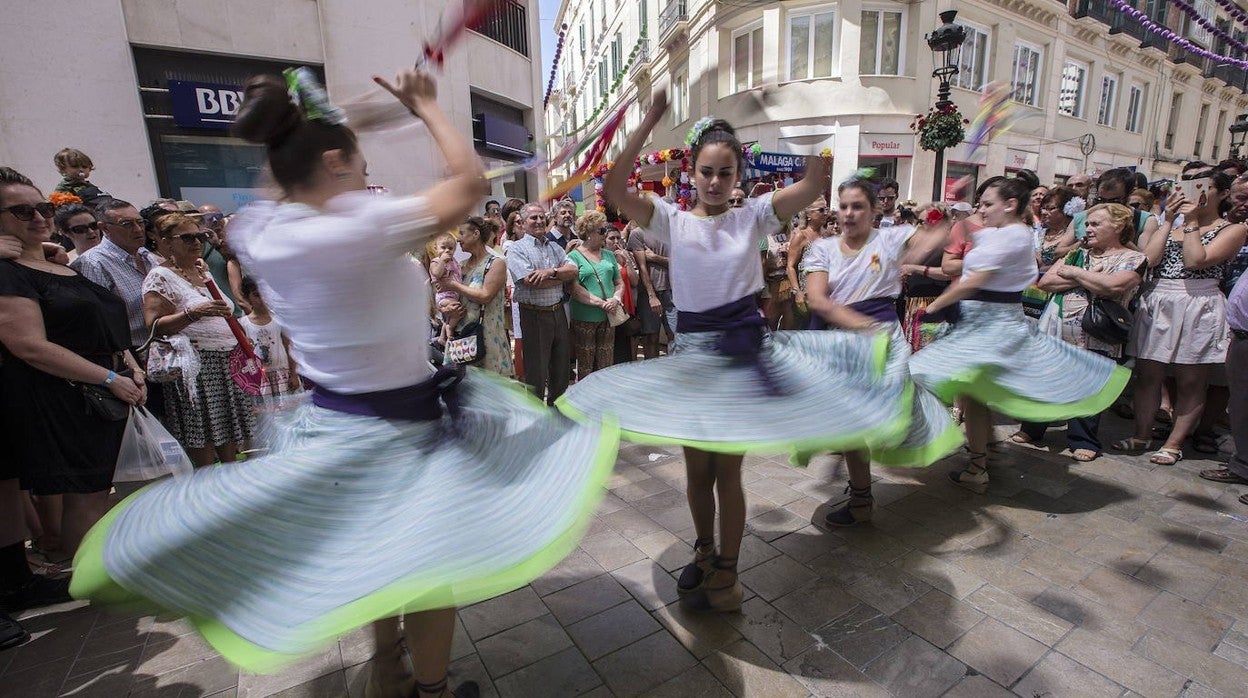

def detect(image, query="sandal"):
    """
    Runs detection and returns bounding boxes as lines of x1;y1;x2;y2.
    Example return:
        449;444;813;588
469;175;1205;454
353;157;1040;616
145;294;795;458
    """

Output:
948;450;989;494
1071;449;1098;462
676;538;716;596
1192;433;1220;454
412;676;479;698
1155;408;1174;425
1149;448;1182;466
1239;494;1248;507
682;556;742;614
1199;467;1248;485
824;485;874;527
1008;431;1035;445
1112;437;1153;452
0;612;28;651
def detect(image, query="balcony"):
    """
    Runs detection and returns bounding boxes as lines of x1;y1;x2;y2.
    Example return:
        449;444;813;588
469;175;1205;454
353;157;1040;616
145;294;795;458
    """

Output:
1076;0;1155;45
1213;61;1248;91
1170;46;1207;71
658;0;688;44
630;37;651;77
473;0;529;58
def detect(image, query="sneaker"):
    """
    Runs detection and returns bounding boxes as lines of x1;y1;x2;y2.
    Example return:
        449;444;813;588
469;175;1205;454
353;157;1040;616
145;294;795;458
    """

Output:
0;575;72;613
0;612;28;650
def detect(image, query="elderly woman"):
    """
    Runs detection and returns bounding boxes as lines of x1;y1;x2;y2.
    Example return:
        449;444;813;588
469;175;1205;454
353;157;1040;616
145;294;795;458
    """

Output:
1036;186;1080;271
568;211;624;377
436;216;513;376
53;203;101;261
1020;203;1147;461
0;167;145;570
142;213;255;467
605;224;640;364
1029;185;1049;225
1118;172;1248;465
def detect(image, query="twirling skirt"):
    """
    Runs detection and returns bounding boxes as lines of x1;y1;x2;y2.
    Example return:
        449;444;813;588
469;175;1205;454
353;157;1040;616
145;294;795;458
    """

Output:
557;329;910;455
868;325;964;466
70;369;618;672
910;300;1129;422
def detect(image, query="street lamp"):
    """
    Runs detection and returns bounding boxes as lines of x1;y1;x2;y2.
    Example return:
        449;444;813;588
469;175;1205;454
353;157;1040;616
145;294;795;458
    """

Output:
926;10;967;202
1230;113;1248;160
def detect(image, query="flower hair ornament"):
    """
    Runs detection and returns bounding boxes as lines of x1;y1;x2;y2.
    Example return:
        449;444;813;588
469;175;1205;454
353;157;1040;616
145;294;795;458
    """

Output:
685;117;716;148
1063;196;1087;217
284;67;347;126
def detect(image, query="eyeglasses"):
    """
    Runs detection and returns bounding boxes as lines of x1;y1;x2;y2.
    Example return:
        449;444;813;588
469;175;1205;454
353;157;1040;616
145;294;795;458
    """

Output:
527;214;548;221
104;218;144;230
201;213;224;225
165;233;207;245
68;221;100;235
729;197;744;205
1;202;55;221
606;235;622;241
1128;202;1143;209
879;195;898;201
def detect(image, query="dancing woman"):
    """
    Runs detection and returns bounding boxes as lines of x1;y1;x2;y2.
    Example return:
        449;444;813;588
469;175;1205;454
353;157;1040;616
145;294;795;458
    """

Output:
558;95;910;612
70;69;617;698
910;177;1129;493
802;179;963;526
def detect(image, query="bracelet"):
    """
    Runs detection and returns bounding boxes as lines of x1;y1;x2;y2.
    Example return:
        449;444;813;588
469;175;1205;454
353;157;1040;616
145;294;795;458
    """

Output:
185;309;196;321
102;370;116;386
922;266;930;278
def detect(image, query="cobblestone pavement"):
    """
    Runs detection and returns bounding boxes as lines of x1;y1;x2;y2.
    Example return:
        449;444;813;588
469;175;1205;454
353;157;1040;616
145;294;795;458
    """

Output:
3;412;1248;697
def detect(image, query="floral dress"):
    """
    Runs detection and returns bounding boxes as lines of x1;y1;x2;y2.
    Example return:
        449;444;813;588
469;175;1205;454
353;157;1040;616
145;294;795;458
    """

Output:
457;251;513;377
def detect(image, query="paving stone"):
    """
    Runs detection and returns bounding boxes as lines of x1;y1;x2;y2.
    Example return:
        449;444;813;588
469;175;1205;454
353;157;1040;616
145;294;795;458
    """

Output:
1136;591;1233;649
811;603;910;670
529;549;607;597
891;589;986;649
771;576;860;632
611;559;681;611
447;653;498;698
1133;628;1248;697
541;572;633;626
1132;551;1224;602
738;553;815;602
942;674;1014;697
1201;574;1248;622
459;587;550;641
136;631;223;678
236;644;343;698
578;530;648;571
1075;534;1160;575
1013;651;1124;697
723;597;817;665
947;618;1048;687
781;642;891;698
862;635;965;698
494;647;601;698
1055;628;1187;697
474;614;572;678
770;525;844;563
591;631;697;696
641;664;734;697
650;601;742;660
613;475;674;502
263;671;348;698
1029;584;1150;645
629;529;693;572
891;549;987;600
566;600;661;661
746;506;810;542
130;655;239;696
735;533;782;572
1073;566;1162;616
846;562;932;615
701;638;810;698
963;584;1073;646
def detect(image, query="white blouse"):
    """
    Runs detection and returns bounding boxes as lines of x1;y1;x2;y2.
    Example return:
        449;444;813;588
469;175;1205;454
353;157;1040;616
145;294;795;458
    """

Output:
142;266;238;352
964;223;1040;292
802;226;915;305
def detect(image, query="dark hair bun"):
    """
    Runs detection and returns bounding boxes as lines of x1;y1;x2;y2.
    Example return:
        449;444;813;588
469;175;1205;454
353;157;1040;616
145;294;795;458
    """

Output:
233;75;302;147
702;119;736;143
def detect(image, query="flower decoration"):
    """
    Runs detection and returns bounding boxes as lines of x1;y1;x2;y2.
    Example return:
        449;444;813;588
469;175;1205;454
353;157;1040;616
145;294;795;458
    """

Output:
49;192;83;208
685;117;716;148
910;103;965;152
1063;196;1087;217
925;208;946;225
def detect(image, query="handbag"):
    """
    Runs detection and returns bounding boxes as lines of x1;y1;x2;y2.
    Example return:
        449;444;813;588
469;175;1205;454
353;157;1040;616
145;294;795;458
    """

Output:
72;367;134;422
139;323;196;384
1081;296;1133;345
445;321;486;364
576;250;630;328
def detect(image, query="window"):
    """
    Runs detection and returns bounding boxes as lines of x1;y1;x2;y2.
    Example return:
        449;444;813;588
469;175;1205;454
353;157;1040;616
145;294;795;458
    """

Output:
1165;92;1183;149
1097;74;1118;126
579;24;586;55
1058;60;1088;118
1187;0;1214;46
1213;110;1228;160
1194;103;1211;157
1125;83;1145;132
672;72;687;125
1011;43;1042;106
640;0;648;35
860;8;904;75
611;33;622;76
732;24;764;92
953;23;990;91
598;61;608;99
788;6;837;80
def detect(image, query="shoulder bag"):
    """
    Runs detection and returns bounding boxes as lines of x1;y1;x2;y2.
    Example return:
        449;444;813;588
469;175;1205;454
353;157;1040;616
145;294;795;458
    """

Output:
444;256;497;365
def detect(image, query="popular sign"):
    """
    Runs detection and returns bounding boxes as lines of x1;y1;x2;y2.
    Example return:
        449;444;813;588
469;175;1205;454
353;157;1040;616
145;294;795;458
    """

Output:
858;135;914;158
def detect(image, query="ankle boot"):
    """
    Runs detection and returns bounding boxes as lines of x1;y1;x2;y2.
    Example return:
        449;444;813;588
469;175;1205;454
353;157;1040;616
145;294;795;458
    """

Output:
824;485;874;527
676;538;716;596
365;622;411;698
948;450;989;493
682;556;741;613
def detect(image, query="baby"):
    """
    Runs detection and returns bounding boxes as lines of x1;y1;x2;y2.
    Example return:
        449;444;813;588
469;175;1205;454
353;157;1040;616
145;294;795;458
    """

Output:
429;233;465;346
52;147;109;204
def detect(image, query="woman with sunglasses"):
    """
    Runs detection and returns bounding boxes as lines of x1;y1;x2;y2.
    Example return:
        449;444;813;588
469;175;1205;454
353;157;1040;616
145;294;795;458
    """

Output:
567;211;625;377
605;223;641;364
141;213;255;468
53;203;101;261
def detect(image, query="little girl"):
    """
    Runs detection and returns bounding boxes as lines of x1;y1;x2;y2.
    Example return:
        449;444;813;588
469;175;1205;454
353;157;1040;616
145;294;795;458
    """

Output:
429;233;465;345
237;276;300;397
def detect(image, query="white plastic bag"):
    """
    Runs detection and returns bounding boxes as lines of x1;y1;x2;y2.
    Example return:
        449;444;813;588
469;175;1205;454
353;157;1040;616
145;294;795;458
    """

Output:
114;407;194;482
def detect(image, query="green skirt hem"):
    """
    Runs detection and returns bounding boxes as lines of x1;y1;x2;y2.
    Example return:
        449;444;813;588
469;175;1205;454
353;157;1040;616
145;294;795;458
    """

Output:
930;364;1130;423
871;421;965;467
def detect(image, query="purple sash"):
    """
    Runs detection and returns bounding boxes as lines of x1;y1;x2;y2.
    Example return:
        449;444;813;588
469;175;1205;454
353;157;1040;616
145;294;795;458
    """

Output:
309;365;465;422
676;295;781;396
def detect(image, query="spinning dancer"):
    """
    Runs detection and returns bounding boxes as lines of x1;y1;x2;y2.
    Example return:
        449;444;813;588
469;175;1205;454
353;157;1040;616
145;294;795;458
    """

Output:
802;179;963;526
70;69;618;698
910;177;1129;492
558;95;911;613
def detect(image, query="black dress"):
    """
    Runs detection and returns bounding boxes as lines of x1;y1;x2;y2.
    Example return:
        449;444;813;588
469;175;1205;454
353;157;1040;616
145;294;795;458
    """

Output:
0;260;131;494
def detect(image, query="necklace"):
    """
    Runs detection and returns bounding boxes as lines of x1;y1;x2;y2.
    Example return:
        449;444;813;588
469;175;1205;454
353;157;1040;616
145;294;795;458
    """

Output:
170;263;203;287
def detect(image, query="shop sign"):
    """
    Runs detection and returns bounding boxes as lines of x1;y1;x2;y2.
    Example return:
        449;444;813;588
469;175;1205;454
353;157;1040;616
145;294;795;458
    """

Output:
858;135;914;158
1005;149;1038;170
169;80;246;129
749;151;807;173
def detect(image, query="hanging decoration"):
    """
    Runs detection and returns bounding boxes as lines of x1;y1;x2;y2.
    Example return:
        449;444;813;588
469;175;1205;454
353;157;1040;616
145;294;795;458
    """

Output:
1211;0;1248;29
541;103;629;201
1108;0;1248;68
1170;0;1248;54
552;33;648;139
543;24;568;108
910;104;968;152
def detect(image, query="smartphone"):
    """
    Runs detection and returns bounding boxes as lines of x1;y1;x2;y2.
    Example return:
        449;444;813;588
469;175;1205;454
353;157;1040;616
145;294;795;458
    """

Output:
1175;177;1212;209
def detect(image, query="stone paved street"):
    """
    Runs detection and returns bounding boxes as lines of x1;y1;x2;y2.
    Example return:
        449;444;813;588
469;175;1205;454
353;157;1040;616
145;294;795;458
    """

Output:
4;412;1248;697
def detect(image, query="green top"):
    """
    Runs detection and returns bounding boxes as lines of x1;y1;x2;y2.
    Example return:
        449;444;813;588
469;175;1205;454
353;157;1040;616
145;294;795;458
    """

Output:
568;249;620;322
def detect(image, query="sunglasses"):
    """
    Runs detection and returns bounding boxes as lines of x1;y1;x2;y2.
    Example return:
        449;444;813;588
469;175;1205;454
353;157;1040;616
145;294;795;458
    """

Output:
165;233;207;244
1128;202;1143;209
729;197;744;204
1;202;55;221
105;218;145;230
68;221;100;235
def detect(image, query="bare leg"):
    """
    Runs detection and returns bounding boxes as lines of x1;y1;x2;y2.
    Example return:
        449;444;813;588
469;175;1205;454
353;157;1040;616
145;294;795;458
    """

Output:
712;453;745;561
1132;360;1166;440
825;451;875;526
683;447;717;544
402;608;458;697
0;480;27;549
366;617;410;698
949;399;992;493
1161;365;1211;454
60;490;111;555
24;493;49;550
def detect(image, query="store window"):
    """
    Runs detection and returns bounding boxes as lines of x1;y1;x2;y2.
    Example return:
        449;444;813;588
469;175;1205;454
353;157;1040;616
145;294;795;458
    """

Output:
732;23;764;92
860;7;904;76
787;6;837;80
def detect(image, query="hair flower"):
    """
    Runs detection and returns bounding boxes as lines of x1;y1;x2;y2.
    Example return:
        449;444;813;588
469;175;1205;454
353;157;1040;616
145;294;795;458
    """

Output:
284;67;347;126
1063;196;1087;216
685;117;716;148
925;208;946;225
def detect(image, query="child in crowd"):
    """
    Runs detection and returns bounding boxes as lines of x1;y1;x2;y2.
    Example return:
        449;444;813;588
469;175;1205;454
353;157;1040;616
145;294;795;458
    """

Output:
237;277;301;397
51;148;109;203
429;232;465;346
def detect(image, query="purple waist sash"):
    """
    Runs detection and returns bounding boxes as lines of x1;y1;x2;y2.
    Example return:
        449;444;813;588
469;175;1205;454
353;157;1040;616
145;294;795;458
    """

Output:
308;365;465;422
848;297;900;324
676;295;781;396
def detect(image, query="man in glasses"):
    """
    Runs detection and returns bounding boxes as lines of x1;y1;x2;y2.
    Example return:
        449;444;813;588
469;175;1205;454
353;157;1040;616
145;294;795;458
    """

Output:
729;187;746;209
876;178;901;228
194;203;243;314
71;198;160;348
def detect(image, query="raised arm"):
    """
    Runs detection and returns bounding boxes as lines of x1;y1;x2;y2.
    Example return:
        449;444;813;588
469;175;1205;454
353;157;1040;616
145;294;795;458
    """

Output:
603;93;668;228
1184;222;1246;269
772;157;831;222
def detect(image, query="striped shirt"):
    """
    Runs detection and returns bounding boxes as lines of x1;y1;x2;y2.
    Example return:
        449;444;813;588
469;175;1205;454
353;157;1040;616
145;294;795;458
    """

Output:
70;237;160;346
506;234;570;306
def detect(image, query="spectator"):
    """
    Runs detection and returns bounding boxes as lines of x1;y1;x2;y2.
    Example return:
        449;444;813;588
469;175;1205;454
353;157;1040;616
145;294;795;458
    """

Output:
53;202;101;261
71;198;160;348
1059;167;1157;253
1028;203;1147;461
1199;259;1248;495
198;204;226;245
729;188;746;208
781;197;828;328
436;217;512;376
51;148;110;204
761;216;794;330
605;225;640;364
483;198;501;221
1218;159;1243;177
1036;187;1080;271
506;203;577;403
567;211;624;377
237;277;301;398
1066;173;1092;199
899;204;955;351
1120;171;1248;464
429;232;466;349
876;178;901;228
1223;174;1248;292
1029;185;1048;224
499;197;526;227
1128;188;1156;217
142;213;256;467
547;199;577;250
629;206;675;354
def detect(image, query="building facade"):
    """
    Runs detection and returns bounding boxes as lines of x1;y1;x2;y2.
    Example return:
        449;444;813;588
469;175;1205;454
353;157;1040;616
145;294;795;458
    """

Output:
544;0;1248;203
1;0;544;212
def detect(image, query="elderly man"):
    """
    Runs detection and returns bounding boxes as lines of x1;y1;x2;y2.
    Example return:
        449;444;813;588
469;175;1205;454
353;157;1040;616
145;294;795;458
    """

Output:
729;187;746;209
72;199;160;349
506;203;578;403
1058;168;1159;253
1066;173;1092;199
547;199;577;250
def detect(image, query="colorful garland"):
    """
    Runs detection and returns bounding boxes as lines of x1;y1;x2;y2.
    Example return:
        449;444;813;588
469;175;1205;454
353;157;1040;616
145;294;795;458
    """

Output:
1111;0;1248;68
1170;0;1248;54
556;33;647;138
543;24;568;108
1212;0;1248;29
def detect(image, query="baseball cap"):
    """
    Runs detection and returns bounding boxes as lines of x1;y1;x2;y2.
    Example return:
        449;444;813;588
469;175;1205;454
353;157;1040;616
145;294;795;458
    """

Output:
950;201;973;213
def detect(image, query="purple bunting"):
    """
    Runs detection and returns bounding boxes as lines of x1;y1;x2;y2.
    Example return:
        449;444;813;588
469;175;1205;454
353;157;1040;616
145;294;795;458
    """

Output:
1170;0;1248;54
1105;0;1248;69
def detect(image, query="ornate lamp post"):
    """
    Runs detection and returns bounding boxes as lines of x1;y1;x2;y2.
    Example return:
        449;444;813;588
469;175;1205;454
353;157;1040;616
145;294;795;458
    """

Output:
1230;113;1248;160
925;10;967;202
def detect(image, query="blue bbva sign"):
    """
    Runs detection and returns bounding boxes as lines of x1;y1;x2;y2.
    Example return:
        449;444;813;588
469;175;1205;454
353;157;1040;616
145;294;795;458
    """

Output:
168;80;246;129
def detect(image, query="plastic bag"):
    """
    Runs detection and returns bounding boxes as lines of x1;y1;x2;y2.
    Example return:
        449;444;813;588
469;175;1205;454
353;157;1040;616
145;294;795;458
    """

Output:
114;407;194;482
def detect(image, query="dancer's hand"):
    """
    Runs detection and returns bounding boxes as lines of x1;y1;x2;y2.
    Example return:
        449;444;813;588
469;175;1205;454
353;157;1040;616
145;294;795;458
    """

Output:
374;70;437;117
642;91;668;128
